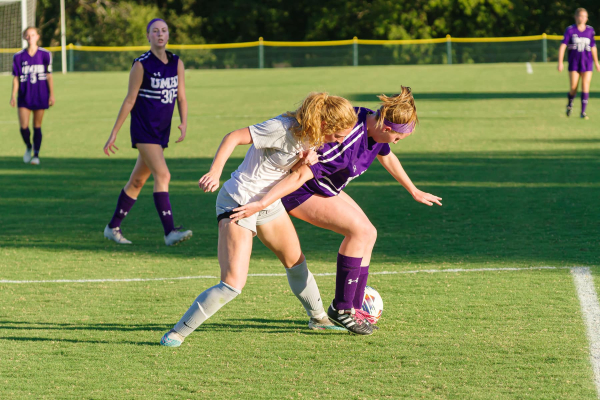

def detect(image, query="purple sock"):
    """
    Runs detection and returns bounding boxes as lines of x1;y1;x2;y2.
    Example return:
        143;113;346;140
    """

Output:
333;253;362;310
352;265;370;309
20;127;32;149
153;192;175;235
33;127;42;157
568;93;575;108
582;93;589;114
108;189;137;229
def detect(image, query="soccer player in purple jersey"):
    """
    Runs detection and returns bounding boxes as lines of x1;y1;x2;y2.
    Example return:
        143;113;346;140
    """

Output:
10;27;54;165
231;87;441;335
160;93;358;347
558;8;600;119
102;19;192;246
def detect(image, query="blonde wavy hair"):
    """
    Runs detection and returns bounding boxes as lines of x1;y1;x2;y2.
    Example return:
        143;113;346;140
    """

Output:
287;92;357;148
375;86;419;130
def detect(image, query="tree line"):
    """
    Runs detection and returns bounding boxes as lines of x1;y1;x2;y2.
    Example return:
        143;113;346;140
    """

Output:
35;0;599;47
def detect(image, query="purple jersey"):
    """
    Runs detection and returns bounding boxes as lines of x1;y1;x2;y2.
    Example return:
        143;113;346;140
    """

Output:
12;48;52;110
562;25;596;72
282;107;391;211
130;51;179;148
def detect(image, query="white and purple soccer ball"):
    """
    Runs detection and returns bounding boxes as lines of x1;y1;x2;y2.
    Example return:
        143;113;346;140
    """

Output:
361;285;383;322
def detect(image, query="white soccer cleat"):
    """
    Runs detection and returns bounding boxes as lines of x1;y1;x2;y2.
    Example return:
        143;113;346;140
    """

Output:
164;227;193;246
23;149;32;164
104;225;132;244
30;157;40;165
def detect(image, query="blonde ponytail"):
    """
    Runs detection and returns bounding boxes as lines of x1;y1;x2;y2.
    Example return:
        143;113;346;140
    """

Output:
287;92;357;148
376;86;418;130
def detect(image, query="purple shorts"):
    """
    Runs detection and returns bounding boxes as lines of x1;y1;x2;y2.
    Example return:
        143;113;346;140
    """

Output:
130;130;170;149
281;188;315;212
17;98;49;110
568;59;594;73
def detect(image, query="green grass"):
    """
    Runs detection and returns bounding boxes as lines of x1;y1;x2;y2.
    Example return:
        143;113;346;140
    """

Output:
0;63;599;399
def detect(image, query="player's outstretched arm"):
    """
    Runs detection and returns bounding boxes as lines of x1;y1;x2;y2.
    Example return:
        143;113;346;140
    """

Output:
230;165;315;221
377;152;442;206
10;76;18;107
557;44;567;72
103;61;144;156
175;59;187;143
198;128;253;192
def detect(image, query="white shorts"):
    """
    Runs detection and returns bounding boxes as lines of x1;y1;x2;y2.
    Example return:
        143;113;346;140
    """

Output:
215;188;286;235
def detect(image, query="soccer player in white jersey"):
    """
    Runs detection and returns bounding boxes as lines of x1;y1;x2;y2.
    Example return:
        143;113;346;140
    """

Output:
160;92;358;347
10;27;54;165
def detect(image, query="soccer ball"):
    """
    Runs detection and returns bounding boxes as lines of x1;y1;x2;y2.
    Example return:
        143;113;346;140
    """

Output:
361;285;383;322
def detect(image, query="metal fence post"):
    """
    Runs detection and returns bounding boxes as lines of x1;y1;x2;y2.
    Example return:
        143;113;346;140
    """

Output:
542;33;547;62
259;37;264;69
446;34;452;65
353;36;358;66
68;43;74;72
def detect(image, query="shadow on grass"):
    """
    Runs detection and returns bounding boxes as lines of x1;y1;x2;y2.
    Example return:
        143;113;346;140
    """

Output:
0;149;599;266
0;336;157;346
344;92;600;102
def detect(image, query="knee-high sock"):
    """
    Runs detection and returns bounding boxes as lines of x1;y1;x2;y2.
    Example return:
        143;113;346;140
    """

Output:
285;259;326;318
582;92;589;114
173;281;241;337
20;127;31;149
153;192;175;235
568;92;575;108
108;189;137;229
333;253;362;310
353;265;370;309
33;128;42;156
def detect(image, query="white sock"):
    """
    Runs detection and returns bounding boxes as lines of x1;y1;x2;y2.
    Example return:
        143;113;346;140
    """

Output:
173;281;241;337
285;259;326;319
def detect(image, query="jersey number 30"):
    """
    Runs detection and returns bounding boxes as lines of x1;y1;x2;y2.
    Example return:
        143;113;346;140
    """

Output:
161;89;177;104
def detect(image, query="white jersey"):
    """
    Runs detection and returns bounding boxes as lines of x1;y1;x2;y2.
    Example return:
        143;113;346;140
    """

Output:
223;115;306;210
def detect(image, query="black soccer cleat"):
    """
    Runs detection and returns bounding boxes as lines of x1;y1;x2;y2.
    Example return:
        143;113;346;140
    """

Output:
566;106;572;117
581;112;589;120
327;303;373;335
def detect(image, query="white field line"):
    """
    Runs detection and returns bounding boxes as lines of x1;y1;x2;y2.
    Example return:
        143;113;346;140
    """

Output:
571;267;600;399
0;265;572;284
526;62;533;74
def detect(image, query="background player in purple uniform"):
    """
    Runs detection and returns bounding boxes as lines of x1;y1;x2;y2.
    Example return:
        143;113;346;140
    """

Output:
10;27;54;165
558;8;600;119
231;88;441;335
102;19;192;246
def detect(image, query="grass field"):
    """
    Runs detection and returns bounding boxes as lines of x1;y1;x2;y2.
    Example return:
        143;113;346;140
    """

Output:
1;62;599;399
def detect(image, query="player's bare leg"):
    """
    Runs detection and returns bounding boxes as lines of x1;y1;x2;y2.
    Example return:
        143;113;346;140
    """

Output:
137;143;191;245
257;213;346;331
581;71;592;119
290;195;375;334
567;71;580;117
18;108;33;163
162;219;252;346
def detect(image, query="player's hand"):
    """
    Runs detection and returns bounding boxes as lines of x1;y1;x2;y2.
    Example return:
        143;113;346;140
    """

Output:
411;189;442;206
176;122;186;143
558;62;564;72
48;95;55;107
230;201;264;222
198;170;221;192
9;97;16;108
103;133;119;156
595;62;600;72
299;149;318;166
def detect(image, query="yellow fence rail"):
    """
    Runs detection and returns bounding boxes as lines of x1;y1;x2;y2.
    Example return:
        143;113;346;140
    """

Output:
3;34;594;71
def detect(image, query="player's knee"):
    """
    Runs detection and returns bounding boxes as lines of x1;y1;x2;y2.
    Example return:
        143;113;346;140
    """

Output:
366;224;378;245
155;170;171;184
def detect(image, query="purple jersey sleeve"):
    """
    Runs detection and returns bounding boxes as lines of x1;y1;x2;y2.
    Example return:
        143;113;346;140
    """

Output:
378;144;391;156
12;54;19;77
44;51;52;73
562;27;571;45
